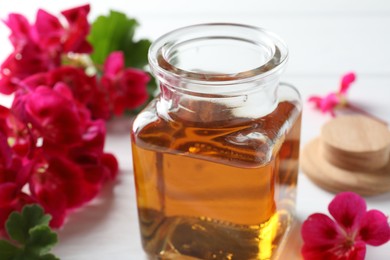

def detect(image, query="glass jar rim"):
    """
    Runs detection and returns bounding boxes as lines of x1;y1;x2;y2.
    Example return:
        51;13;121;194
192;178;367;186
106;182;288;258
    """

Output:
148;23;289;86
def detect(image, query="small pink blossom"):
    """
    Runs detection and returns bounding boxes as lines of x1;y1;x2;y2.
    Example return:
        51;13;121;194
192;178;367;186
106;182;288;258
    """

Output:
340;72;356;94
101;51;150;115
13;84;87;146
301;192;390;260
308;72;356;116
28;155;88;227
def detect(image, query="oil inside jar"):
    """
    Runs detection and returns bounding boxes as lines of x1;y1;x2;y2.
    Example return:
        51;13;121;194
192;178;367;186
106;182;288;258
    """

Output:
131;100;301;260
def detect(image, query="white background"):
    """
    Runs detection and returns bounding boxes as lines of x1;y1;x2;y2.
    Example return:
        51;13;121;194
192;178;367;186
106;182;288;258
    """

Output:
1;0;390;259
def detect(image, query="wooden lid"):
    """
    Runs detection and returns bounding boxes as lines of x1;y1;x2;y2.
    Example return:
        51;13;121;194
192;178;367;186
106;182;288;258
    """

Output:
321;115;390;171
301;115;390;196
321;115;390;153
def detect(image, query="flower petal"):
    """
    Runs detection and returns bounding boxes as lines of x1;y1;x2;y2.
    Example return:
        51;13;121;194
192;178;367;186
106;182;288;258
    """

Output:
34;187;67;228
3;13;33;48
302;213;343;248
35;9;63;50
48;66;98;104
101;153;119;180
339;72;356;94
319;93;339;113
308;96;323;108
1;43;49;94
0;183;18;207
61;4;90;25
301;213;347;260
115;68;150;113
348;241;366;260
104;51;124;78
23;86;85;145
21;72;50;90
61;5;91;53
302;244;335;260
302;240;367;260
0;132;12;169
359;209;390;246
328;192;366;232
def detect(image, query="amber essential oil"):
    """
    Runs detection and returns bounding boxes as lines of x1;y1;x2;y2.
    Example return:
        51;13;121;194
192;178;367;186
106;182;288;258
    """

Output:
132;101;301;260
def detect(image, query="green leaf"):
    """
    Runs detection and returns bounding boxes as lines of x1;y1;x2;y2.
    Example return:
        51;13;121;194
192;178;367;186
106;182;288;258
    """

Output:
6;204;51;244
88;10;150;69
39;253;60;260
27;226;58;255
5;213;26;244
15;252;60;260
0;240;21;259
20;252;60;260
3;205;59;259
123;39;151;69
88;11;136;65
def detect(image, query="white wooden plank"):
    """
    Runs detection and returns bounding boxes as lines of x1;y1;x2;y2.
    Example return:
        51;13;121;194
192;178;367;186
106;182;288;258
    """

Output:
1;1;389;76
2;0;390;16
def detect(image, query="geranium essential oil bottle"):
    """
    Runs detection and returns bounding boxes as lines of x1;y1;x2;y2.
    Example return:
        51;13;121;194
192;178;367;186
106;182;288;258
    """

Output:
131;23;302;259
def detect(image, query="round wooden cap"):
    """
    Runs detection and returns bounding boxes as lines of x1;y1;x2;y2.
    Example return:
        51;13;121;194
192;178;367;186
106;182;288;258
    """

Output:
301;115;390;196
322;115;390;153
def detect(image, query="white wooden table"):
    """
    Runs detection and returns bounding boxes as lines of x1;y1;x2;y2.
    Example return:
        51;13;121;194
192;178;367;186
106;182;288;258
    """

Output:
1;1;390;259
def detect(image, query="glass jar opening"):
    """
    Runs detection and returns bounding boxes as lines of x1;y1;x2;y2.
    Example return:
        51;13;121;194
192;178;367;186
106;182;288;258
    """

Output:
165;37;273;75
149;23;289;85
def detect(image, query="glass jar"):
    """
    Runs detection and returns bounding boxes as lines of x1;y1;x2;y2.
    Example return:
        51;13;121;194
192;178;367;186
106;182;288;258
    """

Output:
131;23;302;260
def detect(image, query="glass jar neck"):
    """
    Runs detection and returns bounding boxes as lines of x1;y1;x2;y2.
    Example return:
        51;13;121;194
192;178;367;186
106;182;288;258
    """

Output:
156;78;279;123
149;23;288;123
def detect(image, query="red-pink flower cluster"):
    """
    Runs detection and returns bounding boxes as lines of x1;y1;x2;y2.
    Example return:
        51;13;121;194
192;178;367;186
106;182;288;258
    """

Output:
101;52;150;116
0;4;150;233
0;4;150;119
301;192;390;260
0;5;92;95
0;95;117;230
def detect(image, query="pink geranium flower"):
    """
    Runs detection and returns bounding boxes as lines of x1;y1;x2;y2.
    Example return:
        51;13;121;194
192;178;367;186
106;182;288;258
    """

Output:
13;84;88;146
29;154;89;227
5;80;118;228
301;192;390;260
27;121;117;227
101;51;150;115
308;72;356;116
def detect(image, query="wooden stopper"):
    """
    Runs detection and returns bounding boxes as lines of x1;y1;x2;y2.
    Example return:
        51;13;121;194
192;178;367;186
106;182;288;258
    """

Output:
321;115;390;171
301;115;390;196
